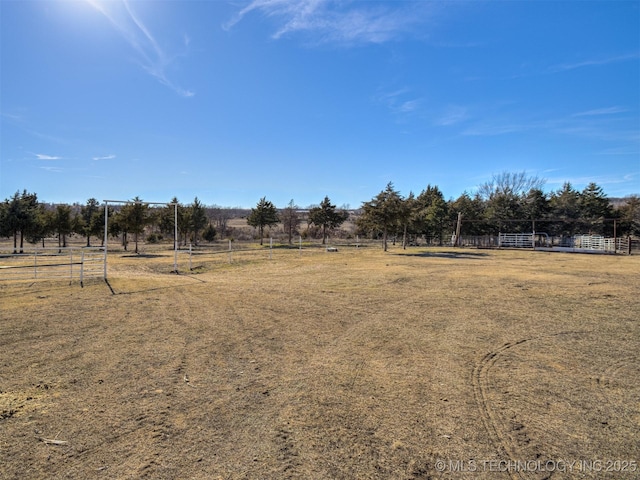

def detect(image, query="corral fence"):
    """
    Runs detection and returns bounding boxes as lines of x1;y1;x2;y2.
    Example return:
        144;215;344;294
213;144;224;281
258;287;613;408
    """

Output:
468;233;632;254
0;246;105;285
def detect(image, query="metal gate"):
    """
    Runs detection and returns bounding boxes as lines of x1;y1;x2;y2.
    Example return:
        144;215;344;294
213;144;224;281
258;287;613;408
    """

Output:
0;246;105;284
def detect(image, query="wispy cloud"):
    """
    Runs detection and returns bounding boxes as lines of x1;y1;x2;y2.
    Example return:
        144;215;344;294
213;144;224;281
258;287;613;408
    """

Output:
225;0;433;45
397;99;421;113
546;172;639;190
467;52;640;83
92;154;116;161
87;0;194;97
550;52;640;72
0;111;25;122
572;106;628;117
34;153;62;160
461;122;529;137
40;166;64;173
435;105;469;126
459;107;639;145
595;146;639;156
373;87;422;117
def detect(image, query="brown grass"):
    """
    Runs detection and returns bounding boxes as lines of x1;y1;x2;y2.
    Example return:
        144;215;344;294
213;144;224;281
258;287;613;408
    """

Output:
1;247;639;479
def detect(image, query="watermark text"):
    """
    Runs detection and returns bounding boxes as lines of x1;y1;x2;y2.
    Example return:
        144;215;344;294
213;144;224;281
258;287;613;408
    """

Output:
434;459;637;474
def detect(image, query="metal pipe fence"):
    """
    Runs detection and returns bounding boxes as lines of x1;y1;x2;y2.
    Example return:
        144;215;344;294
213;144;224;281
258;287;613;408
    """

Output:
0;246;105;284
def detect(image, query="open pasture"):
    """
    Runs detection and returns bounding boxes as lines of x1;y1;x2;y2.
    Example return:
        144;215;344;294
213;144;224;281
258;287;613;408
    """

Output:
1;247;639;479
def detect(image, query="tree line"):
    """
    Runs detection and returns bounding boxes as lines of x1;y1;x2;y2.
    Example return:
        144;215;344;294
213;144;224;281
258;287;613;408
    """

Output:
356;175;639;251
1;172;639;254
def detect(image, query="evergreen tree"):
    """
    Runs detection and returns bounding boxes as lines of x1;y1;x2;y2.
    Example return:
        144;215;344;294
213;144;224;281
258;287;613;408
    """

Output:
32;205;56;247
523;188;550;233
580;182;613;235
1;191;40;253
202;222;217;242
550;182;581;236
308;196;349;245
159;198;183;248
247;197;279;245
190;197;208;245
448;192;488;237
80;198;101;246
357;183;404;251
413;185;449;245
54;204;73;250
120;197;149;254
617;195;640;236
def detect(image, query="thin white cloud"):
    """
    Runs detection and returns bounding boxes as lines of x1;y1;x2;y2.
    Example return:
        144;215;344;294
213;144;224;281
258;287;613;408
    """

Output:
86;0;194;97
595;146;639;156
467;52;640;83
35;153;62;160
572;106;628;117
462;123;528;136
373;86;422;117
397;99;421;113
92;154;116;161
1;111;24;122
435;105;469;126
40;166;64;173
225;0;433;45
374;87;411;102
546;173;639;190
550;52;640;72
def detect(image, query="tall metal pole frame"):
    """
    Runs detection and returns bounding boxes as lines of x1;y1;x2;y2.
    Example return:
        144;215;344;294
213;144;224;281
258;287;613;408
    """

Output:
104;201;109;279
173;202;178;272
102;199;179;279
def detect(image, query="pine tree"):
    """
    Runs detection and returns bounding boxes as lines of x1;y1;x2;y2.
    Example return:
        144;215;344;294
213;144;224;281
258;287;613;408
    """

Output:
308;196;349;245
580;183;613;234
357;183;404;251
190;197;208;245
247;197;279;245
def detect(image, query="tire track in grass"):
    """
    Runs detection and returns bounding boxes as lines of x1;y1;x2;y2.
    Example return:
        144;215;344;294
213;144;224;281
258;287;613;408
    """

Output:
594;355;640;433
596;357;640;390
472;339;531;480
472;331;592;480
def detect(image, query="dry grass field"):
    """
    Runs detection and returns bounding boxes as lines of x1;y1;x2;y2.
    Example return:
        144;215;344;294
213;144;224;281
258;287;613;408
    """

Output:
1;246;639;479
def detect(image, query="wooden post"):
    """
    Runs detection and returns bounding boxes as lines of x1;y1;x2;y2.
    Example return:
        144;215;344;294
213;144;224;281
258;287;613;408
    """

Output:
454;212;462;247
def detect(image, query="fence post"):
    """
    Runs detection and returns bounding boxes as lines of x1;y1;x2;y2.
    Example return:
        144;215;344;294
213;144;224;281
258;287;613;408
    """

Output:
228;239;232;263
270;237;273;260
189;244;192;271
34;248;38;279
80;250;85;286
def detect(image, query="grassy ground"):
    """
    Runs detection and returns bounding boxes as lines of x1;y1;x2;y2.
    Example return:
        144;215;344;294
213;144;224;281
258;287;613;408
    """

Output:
1;246;639;479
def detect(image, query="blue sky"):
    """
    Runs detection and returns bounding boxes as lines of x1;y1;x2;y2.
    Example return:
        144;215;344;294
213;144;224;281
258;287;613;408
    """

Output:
1;0;638;208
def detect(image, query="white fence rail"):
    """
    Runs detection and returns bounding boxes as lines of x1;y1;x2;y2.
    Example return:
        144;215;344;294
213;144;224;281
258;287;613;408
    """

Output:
498;233;534;248
495;233;629;254
0;247;105;284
